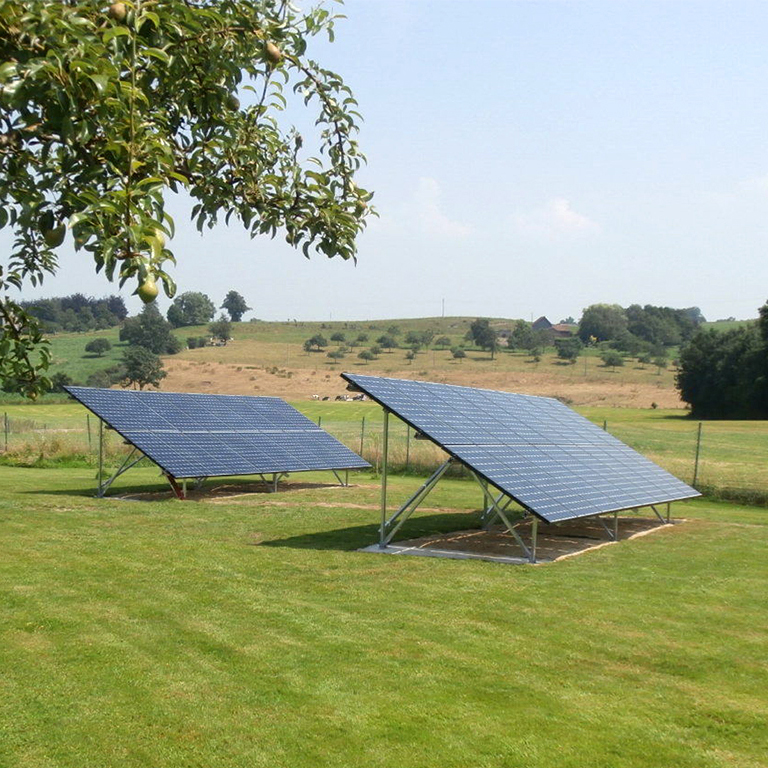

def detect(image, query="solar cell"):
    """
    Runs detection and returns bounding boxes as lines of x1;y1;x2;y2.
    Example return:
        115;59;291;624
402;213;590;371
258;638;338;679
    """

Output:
65;386;369;479
342;373;699;524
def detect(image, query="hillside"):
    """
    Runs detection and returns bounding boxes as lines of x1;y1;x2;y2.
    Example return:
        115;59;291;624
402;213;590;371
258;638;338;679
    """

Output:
42;316;684;409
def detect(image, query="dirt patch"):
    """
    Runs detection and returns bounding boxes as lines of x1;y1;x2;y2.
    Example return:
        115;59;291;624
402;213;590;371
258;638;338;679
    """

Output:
391;516;679;563
162;359;684;409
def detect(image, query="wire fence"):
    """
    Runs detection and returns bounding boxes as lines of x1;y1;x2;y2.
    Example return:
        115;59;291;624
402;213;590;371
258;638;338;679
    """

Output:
2;410;768;502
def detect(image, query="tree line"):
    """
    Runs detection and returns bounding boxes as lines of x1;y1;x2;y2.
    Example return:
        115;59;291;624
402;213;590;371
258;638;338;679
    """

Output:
21;294;127;333
676;302;768;418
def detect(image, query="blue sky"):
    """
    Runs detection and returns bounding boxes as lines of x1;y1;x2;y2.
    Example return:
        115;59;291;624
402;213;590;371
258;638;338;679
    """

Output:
11;0;768;322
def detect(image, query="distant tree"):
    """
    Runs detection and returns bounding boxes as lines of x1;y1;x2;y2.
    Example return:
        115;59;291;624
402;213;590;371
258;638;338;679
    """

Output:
49;372;74;393
405;350;416;363
404;331;421;346
682;307;707;326
387;325;401;337
106;296;128;321
451;347;466;361
508;320;534;351
167;292;216;328
600;350;625;370
209;316;232;344
86;366;124;388
579;304;628;342
327;349;346;364
370;345;382;357
409;343;422;356
187;337;201;350
358;350;374;363
469;318;499;359
560;316;576;324
555;337;583;364
85;338;112;358
120;347;166;390
377;334;398;351
330;332;346;344
355;333;369;345
221;291;251;322
120;305;181;355
304;334;328;352
653;356;668;374
676;323;768;418
435;336;451;349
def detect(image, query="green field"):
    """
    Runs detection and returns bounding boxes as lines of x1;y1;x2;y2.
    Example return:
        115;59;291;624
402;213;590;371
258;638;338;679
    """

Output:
2;401;767;499
1;464;767;768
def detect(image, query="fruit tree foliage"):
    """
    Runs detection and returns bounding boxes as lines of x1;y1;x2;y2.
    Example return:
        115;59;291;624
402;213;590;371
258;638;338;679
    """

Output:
0;0;372;396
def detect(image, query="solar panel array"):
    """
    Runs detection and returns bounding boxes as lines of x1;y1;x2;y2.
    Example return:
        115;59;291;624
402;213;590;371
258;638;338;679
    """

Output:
342;373;699;523
65;387;369;478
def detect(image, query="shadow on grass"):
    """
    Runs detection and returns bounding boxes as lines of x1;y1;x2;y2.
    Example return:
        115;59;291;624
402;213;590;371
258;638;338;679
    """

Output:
22;478;355;501
261;510;482;552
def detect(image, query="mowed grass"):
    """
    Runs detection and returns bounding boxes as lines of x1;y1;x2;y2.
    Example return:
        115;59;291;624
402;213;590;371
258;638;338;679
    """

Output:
3;401;767;496
1;464;767;768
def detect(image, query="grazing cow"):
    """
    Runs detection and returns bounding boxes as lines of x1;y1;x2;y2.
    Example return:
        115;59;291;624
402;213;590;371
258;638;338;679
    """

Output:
322;396;330;401
335;394;347;401
311;394;320;400
352;394;366;401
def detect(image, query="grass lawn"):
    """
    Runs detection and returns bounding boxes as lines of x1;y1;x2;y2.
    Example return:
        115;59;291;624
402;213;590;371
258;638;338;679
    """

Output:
1;465;767;768
3;401;766;497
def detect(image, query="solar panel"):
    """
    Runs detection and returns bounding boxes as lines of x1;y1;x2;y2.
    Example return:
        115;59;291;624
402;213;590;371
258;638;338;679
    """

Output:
342;373;699;524
65;387;370;479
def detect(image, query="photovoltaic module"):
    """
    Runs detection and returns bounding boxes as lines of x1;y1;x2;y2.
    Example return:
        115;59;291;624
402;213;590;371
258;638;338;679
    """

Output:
341;373;699;524
65;386;369;479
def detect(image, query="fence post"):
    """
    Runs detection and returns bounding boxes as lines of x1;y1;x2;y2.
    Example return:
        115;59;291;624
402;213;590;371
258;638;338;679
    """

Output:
602;419;607;431
359;416;365;455
405;425;411;471
692;422;703;487
87;414;92;448
317;415;322;428
3;412;7;452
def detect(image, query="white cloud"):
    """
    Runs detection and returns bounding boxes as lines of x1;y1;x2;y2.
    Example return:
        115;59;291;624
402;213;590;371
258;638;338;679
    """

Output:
512;197;601;240
415;177;472;238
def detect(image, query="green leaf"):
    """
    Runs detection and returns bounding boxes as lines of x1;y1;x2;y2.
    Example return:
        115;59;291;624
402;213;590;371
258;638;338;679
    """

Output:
103;26;132;44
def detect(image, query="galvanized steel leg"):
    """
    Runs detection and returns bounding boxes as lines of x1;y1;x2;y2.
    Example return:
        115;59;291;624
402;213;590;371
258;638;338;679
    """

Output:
666;502;671;523
597;515;617;541
474;475;531;560
650;504;666;524
97;418;104;496
530;517;538;564
381;459;453;546
379;409;390;548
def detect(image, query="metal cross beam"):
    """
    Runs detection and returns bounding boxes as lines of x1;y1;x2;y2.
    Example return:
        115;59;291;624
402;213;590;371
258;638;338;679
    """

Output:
379;458;454;547
97;447;147;497
473;474;535;562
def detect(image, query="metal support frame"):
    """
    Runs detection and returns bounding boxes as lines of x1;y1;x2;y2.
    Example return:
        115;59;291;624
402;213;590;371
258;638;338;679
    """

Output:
379;459;454;548
96;446;146;497
481;492;512;529
331;469;350;487
597;512;619;541
650;504;668;524
473;474;535;562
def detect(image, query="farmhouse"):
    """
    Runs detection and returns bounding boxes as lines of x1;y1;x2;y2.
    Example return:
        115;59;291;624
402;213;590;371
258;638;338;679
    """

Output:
532;316;577;339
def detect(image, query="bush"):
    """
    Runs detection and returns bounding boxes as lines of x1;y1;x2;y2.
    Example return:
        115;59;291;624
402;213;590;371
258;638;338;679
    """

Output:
84;338;112;357
600;350;624;368
187;337;199;349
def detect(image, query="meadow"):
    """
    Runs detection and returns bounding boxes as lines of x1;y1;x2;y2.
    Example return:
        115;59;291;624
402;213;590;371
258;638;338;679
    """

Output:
2;400;767;500
2;316;767;767
1;464;767;768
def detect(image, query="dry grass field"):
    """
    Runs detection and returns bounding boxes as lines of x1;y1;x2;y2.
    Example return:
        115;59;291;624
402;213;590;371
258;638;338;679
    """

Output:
158;317;682;408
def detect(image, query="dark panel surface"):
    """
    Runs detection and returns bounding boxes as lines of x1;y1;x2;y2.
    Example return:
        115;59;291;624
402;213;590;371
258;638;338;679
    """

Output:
65;387;369;478
342;373;698;523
